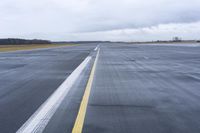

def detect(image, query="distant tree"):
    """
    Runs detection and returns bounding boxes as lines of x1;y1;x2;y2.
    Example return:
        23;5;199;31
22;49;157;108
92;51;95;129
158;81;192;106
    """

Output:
0;38;51;45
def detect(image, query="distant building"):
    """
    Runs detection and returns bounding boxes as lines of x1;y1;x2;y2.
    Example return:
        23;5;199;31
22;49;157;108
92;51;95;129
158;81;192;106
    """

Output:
172;37;182;42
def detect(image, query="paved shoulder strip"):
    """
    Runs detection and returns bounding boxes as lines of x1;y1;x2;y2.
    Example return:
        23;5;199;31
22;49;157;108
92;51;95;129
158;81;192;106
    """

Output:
17;56;92;133
72;48;100;133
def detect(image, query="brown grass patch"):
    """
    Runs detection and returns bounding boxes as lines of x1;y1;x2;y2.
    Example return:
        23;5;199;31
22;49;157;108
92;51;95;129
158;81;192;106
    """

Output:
0;44;77;52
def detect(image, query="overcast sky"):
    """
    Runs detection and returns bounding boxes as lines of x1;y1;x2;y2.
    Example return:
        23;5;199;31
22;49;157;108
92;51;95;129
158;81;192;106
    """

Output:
0;0;200;41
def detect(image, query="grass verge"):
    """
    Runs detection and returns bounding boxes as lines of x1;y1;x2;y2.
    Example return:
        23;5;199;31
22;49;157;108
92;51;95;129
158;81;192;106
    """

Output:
0;44;76;52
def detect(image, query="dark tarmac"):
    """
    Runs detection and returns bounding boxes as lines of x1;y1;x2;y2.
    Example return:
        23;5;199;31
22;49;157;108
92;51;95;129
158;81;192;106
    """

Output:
1;43;200;133
0;44;96;133
83;44;200;133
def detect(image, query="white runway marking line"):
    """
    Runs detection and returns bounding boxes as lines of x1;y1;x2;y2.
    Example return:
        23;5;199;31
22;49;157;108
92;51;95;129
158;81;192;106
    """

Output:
94;45;99;51
17;56;92;133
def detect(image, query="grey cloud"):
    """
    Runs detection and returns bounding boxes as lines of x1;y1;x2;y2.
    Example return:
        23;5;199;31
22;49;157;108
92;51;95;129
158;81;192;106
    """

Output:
0;0;200;41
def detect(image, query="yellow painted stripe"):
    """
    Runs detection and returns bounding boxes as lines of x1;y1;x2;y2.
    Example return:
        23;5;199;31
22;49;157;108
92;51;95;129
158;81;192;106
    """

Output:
72;48;100;133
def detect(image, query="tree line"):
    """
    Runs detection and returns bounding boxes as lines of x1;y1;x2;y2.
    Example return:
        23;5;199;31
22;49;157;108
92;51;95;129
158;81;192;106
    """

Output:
0;38;51;45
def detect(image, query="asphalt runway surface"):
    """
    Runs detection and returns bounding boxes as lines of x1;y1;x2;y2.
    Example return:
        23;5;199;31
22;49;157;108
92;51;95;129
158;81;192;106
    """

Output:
1;43;200;133
0;44;96;133
83;44;200;133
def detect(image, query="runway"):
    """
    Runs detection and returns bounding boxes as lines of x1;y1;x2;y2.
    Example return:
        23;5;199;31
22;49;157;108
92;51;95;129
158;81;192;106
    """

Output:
81;44;200;133
0;44;96;133
1;43;200;133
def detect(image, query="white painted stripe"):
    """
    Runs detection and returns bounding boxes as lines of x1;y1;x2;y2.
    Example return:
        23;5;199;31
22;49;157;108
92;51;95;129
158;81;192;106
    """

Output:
94;45;99;51
17;56;92;133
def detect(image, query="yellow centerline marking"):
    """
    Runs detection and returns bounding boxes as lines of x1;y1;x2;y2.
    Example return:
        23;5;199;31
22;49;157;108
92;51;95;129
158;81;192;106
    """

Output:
72;48;100;133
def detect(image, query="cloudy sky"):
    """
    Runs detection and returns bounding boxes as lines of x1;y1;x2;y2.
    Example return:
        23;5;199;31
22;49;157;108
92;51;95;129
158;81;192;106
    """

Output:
0;0;200;41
